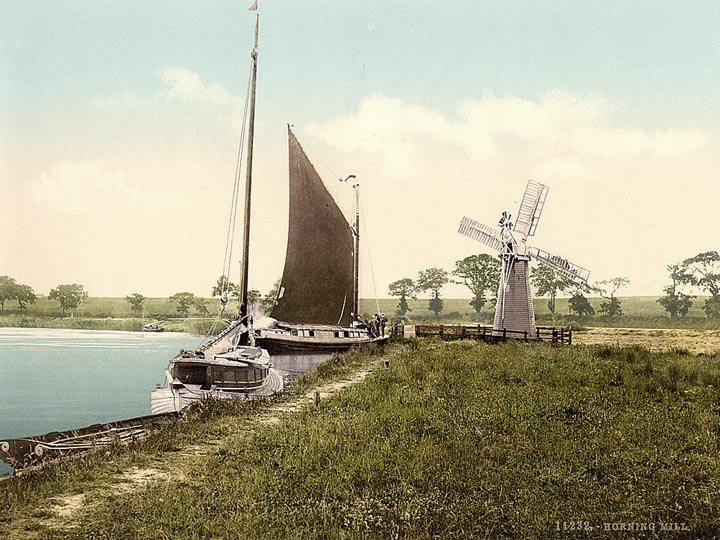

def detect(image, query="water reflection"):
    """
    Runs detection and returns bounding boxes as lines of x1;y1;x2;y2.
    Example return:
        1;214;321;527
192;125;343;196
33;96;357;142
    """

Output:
271;352;334;380
0;331;339;477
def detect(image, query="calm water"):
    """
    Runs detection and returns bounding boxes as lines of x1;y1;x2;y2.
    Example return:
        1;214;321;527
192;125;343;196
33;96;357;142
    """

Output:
0;327;330;476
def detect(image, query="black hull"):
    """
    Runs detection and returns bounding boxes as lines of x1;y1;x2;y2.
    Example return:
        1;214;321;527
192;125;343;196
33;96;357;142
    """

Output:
256;334;388;354
0;413;177;472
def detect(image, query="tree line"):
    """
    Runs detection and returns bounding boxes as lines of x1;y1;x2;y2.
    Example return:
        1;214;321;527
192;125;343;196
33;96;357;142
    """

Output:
386;250;720;321
0;278;89;316
2;250;718;321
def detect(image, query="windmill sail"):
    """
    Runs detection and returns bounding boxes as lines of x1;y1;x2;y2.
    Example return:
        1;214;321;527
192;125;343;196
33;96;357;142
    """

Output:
458;217;504;252
270;127;355;326
513;180;548;240
527;246;590;283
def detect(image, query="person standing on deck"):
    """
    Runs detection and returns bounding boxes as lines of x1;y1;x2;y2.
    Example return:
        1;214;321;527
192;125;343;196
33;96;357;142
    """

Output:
369;315;378;338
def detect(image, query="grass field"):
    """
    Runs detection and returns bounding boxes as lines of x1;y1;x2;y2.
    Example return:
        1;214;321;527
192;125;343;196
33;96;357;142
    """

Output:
0;296;718;332
1;340;719;539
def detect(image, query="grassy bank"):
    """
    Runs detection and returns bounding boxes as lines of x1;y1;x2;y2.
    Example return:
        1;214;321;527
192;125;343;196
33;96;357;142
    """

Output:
2;340;719;538
0;315;220;335
1;295;719;332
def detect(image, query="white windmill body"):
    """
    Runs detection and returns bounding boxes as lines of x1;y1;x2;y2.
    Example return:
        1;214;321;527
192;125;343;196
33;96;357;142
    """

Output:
458;180;590;339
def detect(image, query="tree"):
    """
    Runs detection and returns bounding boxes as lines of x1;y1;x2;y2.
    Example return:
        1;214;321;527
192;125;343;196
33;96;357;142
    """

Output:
248;289;261;311
15;284;37;311
388;278;417;318
417;268;449;316
677;251;720;319
452;254;500;316
657;265;693;319
530;264;575;315
596;277;630;318
703;296;720;319
568;292;595;317
193;297;209;315
262;279;281;312
169;292;196;317
211;275;240;299
0;276;18;312
48;284;88;316
126;293;146;316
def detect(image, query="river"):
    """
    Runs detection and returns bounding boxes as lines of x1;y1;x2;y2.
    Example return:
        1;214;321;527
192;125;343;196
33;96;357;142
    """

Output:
0;327;330;476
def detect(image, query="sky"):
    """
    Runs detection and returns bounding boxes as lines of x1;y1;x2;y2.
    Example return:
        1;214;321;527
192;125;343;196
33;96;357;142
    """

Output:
1;0;719;301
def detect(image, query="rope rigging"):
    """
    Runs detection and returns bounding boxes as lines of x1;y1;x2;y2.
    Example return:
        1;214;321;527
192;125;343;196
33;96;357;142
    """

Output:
198;53;254;346
358;195;381;316
219;58;254;315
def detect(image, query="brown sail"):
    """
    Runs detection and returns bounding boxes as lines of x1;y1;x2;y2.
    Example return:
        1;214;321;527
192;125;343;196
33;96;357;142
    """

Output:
270;127;355;326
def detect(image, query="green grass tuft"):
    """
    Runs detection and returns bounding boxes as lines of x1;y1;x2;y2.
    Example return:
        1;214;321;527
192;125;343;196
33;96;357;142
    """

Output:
2;341;718;538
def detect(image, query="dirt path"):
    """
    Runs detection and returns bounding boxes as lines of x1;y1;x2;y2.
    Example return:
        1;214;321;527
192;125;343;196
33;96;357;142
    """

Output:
6;360;382;538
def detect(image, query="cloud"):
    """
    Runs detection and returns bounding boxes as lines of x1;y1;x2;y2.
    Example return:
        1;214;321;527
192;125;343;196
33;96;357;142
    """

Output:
304;93;718;296
93;67;243;128
33;161;168;216
159;67;237;106
308;93;709;176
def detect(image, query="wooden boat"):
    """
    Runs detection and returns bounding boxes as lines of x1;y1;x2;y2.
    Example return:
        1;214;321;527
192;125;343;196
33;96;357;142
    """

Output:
0;413;176;471
255;129;388;353
151;16;282;414
150;321;283;414
142;322;165;332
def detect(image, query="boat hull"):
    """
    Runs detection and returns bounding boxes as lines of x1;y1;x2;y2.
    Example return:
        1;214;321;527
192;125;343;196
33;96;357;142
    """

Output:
0;413;176;471
256;332;388;353
150;367;284;415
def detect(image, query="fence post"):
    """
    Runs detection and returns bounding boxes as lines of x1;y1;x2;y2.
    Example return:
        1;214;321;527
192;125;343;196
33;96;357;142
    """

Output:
536;327;540;339
503;328;507;340
524;330;528;341
560;328;564;343
568;326;572;345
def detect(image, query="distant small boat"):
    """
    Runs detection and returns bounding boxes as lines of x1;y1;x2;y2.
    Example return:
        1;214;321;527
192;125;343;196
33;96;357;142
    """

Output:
255;129;388;353
142;323;165;333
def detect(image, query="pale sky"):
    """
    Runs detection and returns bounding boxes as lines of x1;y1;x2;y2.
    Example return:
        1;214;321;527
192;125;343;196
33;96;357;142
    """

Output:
1;1;718;299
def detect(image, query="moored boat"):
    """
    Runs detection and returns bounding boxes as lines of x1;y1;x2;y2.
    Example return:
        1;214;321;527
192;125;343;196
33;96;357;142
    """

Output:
142;322;165;332
150;15;283;413
258;322;387;353
151;326;282;414
255;129;388;353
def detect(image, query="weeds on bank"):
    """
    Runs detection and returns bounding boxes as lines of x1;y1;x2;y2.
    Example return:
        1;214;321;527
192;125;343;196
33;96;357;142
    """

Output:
1;340;714;539
0;345;381;529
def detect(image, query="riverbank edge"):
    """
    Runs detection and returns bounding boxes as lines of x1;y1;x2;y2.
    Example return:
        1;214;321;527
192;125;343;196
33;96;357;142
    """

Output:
0;340;720;538
0;315;219;335
0;344;386;539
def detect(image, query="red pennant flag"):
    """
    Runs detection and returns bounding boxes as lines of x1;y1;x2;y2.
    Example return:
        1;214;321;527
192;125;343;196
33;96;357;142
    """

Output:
249;0;258;10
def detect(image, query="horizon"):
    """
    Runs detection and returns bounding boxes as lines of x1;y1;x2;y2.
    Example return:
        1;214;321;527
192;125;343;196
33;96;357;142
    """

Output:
2;1;718;299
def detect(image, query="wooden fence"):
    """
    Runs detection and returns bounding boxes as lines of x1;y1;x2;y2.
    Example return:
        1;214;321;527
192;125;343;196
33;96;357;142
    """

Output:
393;324;572;344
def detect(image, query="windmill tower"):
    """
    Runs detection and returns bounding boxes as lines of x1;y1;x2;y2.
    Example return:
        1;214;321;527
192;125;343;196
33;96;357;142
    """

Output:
458;180;590;338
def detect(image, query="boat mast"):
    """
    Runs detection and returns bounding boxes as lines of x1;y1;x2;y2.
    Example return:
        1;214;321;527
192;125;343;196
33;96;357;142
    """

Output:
352;183;360;323
239;15;259;325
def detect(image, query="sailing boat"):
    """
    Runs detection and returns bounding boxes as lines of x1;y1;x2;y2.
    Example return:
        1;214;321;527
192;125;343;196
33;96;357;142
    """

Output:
254;128;389;353
151;16;283;415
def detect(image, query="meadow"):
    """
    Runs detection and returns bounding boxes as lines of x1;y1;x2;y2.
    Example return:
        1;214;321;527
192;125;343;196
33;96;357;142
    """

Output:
1;340;718;539
1;295;718;332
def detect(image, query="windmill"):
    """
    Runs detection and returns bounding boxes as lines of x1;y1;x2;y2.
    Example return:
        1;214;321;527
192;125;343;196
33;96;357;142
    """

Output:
458;180;590;338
